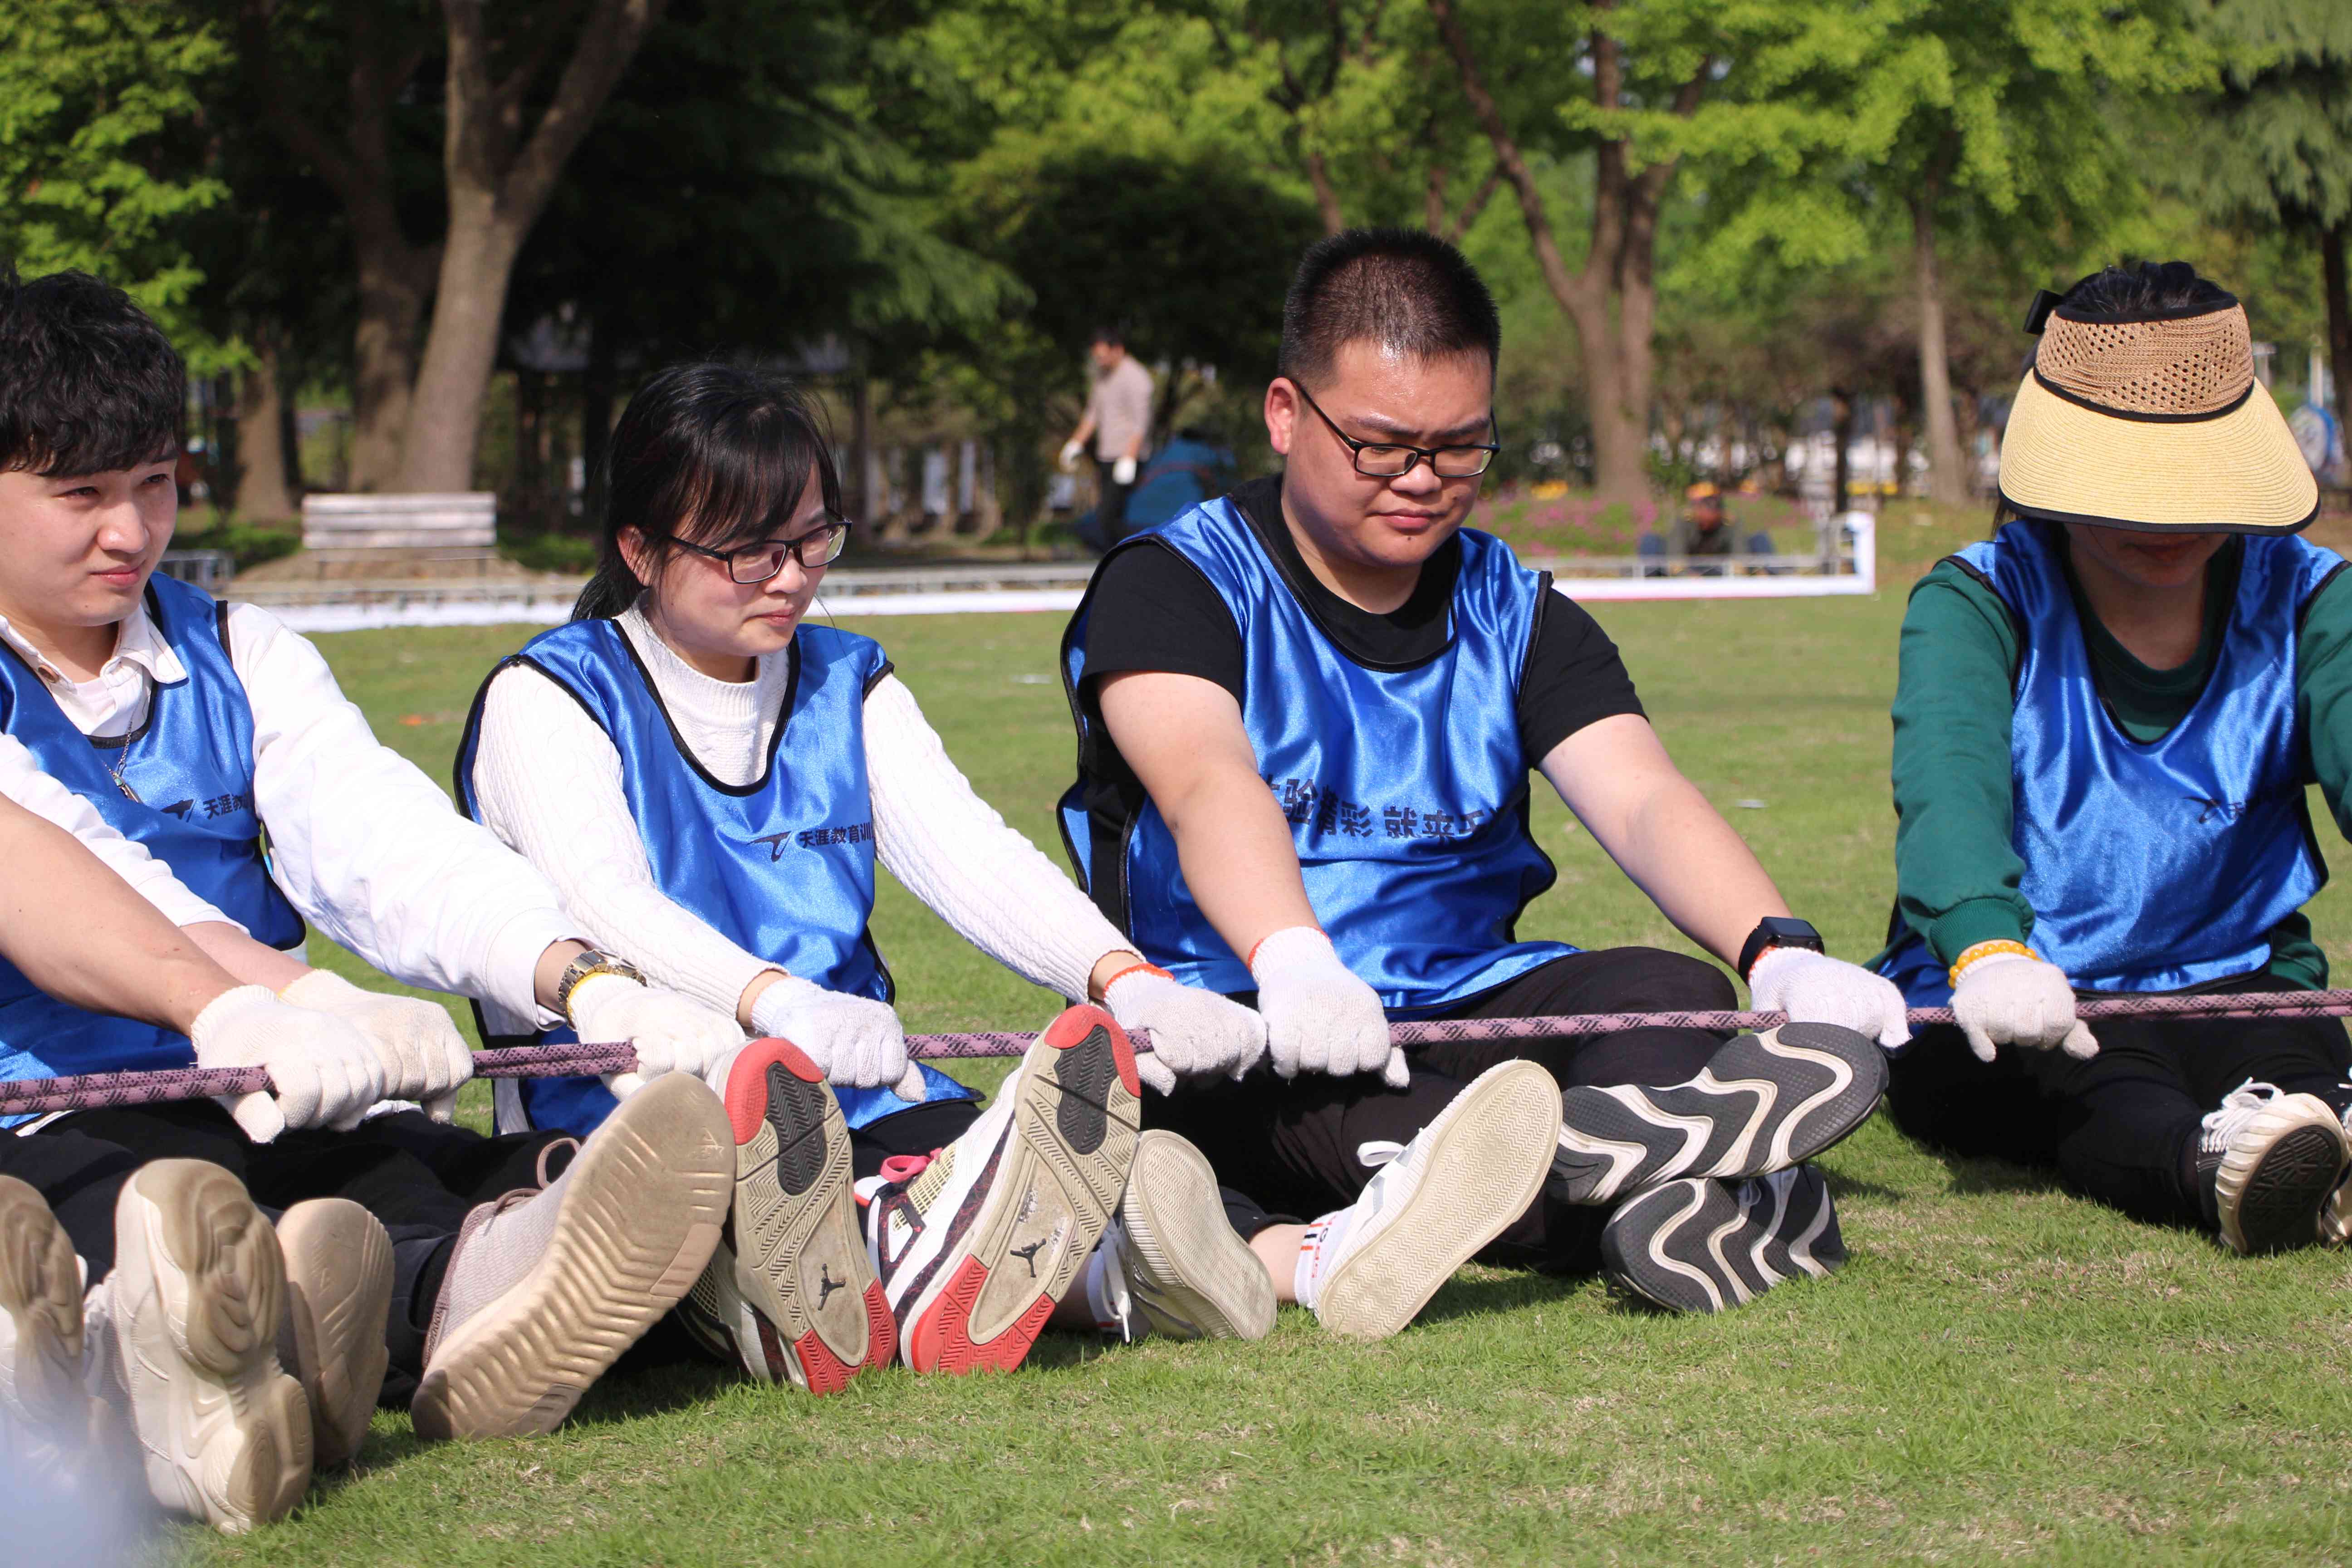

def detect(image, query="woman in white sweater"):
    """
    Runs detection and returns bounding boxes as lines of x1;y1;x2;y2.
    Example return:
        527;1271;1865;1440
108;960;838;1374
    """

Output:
459;364;1276;1390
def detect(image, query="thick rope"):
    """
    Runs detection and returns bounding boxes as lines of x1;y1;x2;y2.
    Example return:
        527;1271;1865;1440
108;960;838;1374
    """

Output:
7;987;2352;1115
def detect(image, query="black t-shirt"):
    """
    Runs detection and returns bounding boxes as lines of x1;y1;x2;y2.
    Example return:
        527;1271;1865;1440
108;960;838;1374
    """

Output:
1078;475;1644;760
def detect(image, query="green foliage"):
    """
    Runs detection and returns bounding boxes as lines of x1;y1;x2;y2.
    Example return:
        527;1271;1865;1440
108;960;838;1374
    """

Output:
0;1;234;365
2187;0;2352;231
498;527;598;575
175;514;302;571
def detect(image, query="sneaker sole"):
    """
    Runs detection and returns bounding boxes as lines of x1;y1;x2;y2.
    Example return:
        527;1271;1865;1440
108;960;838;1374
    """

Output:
1119;1132;1275;1342
1552;1024;1886;1204
412;1073;731;1440
904;1005;1141;1374
275;1199;392;1470
116;1160;311;1533
2216;1093;2346;1255
1601;1167;1844;1314
0;1174;103;1475
1317;1059;1563;1341
685;1039;892;1393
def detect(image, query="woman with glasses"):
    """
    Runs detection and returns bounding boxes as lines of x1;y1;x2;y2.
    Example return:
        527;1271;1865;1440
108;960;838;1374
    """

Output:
457;362;1279;1392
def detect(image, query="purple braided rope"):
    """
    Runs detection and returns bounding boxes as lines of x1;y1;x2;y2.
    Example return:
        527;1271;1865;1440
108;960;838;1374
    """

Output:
9;987;2352;1114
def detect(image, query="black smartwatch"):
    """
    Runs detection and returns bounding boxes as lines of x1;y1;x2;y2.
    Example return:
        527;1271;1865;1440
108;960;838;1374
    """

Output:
1738;916;1825;981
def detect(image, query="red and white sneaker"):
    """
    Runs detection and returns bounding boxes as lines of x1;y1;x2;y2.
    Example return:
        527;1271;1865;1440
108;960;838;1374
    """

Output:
677;1039;893;1393
864;1004;1140;1374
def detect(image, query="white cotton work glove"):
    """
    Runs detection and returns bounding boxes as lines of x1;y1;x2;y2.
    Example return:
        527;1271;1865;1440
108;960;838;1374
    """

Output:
189;984;388;1143
1111;455;1138;486
1101;961;1269;1095
1746;946;1912;1053
750;971;926;1102
1058;440;1084;473
567;973;748;1102
1248;926;1406;1088
1949;951;2098;1063
280;968;474;1122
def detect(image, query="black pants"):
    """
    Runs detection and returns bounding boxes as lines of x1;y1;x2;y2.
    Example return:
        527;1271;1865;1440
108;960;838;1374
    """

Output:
1147;948;1735;1272
1093;458;1136;548
0;1101;568;1397
1886;970;2352;1231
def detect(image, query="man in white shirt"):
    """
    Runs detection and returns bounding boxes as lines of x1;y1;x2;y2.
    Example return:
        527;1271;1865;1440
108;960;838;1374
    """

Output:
1060;327;1156;548
0;267;752;1527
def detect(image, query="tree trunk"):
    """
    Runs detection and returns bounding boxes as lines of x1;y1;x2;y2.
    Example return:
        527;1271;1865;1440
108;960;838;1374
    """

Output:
2324;220;2351;456
1831;388;1856;516
350;236;434;491
1914;191;1967;507
235;327;298;522
580;324;616;529
1305;150;1345;236
850;367;876;525
1426;0;1700;507
398;201;527;492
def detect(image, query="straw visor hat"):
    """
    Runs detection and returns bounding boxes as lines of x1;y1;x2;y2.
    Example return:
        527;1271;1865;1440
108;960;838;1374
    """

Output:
1998;289;2318;534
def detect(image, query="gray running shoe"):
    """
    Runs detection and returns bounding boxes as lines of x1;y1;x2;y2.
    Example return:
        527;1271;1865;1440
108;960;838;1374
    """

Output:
1600;1165;1845;1314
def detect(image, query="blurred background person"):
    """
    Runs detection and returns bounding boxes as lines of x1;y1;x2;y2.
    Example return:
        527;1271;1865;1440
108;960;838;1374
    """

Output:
1061;327;1155;550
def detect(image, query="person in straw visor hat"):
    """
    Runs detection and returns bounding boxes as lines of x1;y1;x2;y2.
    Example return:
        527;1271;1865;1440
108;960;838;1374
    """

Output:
1872;259;2352;1256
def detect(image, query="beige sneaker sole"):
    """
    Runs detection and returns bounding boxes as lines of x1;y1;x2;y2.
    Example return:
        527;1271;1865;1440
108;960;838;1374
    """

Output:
683;1039;890;1392
113;1160;311;1534
275;1200;392;1469
1120;1132;1274;1341
412;1073;731;1440
1316;1060;1563;1340
0;1175;104;1475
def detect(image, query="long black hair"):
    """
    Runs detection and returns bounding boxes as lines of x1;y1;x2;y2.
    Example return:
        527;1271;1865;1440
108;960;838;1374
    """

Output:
574;361;843;621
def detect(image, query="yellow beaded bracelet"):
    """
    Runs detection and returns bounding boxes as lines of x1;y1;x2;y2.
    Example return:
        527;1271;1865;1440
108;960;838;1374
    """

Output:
1947;938;2036;990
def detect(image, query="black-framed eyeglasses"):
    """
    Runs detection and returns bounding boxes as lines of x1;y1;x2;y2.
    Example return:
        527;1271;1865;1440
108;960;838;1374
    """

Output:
1292;382;1500;479
661;518;850;583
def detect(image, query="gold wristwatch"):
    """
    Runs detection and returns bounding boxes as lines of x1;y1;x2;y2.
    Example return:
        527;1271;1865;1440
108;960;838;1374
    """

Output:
554;948;645;1023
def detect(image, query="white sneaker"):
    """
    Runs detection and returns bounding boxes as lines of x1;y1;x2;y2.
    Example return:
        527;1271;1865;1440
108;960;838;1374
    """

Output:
274;1199;392;1470
2313;1093;2352;1246
111;1160;310;1534
1299;1059;1562;1340
2195;1080;2346;1255
867;1004;1140;1373
0;1176;111;1482
412;1071;732;1440
1092;1131;1273;1343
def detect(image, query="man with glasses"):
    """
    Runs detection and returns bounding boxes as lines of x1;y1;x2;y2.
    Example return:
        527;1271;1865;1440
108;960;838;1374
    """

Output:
1055;228;1909;1319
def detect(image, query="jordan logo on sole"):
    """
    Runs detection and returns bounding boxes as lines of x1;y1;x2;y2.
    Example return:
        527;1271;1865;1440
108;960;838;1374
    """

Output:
816;1265;845;1308
1009;1239;1048;1277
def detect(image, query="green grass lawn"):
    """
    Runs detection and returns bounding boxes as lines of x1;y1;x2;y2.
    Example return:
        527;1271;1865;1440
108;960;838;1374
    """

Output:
175;592;2352;1566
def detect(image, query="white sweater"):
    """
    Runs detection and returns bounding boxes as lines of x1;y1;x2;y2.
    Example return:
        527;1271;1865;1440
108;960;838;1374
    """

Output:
465;606;1132;1026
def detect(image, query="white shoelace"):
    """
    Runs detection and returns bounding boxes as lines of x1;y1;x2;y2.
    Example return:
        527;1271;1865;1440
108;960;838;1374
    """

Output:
2199;1079;2285;1155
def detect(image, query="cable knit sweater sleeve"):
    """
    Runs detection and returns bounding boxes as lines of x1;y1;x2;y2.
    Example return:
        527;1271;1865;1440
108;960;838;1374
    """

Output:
863;672;1130;1000
466;662;777;1018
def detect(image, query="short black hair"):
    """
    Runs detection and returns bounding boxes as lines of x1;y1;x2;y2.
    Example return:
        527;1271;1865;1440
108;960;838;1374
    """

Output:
1090;324;1125;348
1278;227;1500;387
0;266;185;475
2060;260;2234;321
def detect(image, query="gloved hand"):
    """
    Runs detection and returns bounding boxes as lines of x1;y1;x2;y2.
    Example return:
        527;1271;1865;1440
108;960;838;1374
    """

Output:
1101;960;1269;1094
1950;951;2097;1062
750;971;925;1101
1058;440;1084;473
1248;926;1405;1088
1112;455;1138;486
190;985;388;1143
1747;946;1912;1052
567;973;747;1101
280;968;473;1122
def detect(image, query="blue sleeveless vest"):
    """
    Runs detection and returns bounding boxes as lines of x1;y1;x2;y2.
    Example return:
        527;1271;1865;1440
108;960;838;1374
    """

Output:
0;576;303;1121
1880;521;2342;1006
455;618;976;1136
1058;496;1575;1014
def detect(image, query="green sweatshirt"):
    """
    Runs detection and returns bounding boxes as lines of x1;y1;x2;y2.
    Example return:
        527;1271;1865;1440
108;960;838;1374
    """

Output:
1889;531;2352;989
